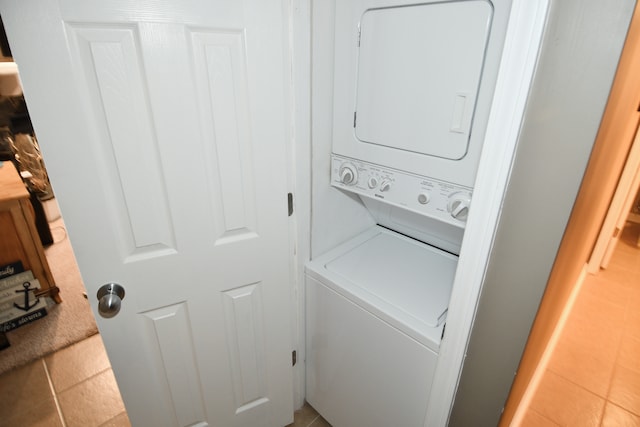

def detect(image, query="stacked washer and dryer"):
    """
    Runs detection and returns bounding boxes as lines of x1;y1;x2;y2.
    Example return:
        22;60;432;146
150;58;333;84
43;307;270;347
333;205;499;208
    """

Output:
306;0;513;426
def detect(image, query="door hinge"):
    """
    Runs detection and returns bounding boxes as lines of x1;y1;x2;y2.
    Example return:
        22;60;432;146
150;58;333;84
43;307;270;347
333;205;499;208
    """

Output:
292;350;297;366
613;227;621;238
287;193;294;217
357;25;361;47
353;111;357;128
441;323;446;340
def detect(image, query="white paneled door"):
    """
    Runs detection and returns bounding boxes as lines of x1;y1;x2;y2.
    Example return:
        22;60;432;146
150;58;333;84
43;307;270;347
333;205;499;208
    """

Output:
0;1;294;426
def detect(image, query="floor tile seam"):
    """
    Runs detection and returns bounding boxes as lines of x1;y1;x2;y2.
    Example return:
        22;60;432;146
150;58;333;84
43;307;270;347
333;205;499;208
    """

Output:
306;414;320;427
544;340;618;400
602;363;618;403
98;411;126;427
547;346;617;382
606;366;640;418
604;400;640;419
616;349;640;374
42;358;68;427
605;308;631;400
528;407;561;426
543;366;610;401
51;365;114;395
596;398;607;426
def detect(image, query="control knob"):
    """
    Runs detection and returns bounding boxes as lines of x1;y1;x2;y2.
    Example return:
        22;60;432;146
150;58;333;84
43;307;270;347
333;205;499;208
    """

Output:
379;179;391;192
339;163;358;185
448;192;472;221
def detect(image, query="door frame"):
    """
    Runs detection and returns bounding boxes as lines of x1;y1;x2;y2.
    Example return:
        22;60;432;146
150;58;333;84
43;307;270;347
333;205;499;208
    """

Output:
290;0;312;410
588;123;640;272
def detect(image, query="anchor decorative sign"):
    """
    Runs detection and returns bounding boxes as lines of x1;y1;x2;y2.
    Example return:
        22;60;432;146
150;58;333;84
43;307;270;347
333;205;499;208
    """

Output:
0;266;48;333
14;281;40;311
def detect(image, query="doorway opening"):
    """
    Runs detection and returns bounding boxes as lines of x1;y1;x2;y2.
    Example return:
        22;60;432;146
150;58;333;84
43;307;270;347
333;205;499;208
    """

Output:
0;18;129;425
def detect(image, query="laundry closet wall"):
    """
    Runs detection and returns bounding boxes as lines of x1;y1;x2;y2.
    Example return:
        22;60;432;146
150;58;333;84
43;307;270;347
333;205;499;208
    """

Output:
448;0;636;425
309;0;375;257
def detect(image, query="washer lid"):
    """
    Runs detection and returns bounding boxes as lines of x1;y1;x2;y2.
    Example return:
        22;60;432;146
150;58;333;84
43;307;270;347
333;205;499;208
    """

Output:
325;230;457;327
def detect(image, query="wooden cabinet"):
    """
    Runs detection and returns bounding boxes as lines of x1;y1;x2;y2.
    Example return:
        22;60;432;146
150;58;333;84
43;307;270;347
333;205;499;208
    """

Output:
0;161;60;302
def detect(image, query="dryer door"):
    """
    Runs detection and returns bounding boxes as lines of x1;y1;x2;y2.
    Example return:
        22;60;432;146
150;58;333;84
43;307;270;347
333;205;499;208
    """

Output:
355;1;492;160
331;0;511;188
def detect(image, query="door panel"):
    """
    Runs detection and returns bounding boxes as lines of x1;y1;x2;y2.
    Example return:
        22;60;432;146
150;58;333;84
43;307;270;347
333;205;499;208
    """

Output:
0;1;294;426
222;283;269;412
141;302;207;427
190;29;259;245
66;24;178;260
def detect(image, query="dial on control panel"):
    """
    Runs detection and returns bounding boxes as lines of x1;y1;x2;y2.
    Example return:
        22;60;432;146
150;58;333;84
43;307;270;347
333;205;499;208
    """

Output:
339;163;358;185
447;192;472;221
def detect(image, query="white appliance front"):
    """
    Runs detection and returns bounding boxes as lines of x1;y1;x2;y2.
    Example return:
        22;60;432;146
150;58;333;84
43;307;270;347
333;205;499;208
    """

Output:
307;0;514;424
305;226;458;426
332;0;512;189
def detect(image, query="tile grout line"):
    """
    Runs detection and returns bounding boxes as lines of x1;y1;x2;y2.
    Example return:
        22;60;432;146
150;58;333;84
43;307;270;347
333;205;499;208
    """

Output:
599;253;638;422
526;406;560;427
54;365;113;395
100;411;125;427
306;414;320;427
599;281;633;423
42;358;68;427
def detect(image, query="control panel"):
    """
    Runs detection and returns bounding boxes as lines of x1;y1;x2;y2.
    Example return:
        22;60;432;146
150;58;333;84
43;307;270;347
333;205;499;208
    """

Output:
331;154;472;228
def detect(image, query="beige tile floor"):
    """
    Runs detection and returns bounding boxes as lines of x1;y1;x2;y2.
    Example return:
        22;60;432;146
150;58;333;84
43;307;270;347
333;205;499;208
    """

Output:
0;331;330;427
288;403;332;427
0;334;129;427
522;222;640;426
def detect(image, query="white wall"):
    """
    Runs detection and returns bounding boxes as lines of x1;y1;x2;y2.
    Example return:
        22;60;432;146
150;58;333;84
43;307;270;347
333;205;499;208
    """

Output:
309;0;375;259
291;0;375;409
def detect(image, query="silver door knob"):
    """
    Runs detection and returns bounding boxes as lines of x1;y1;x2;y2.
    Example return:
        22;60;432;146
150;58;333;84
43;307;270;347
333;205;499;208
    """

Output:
97;283;125;318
